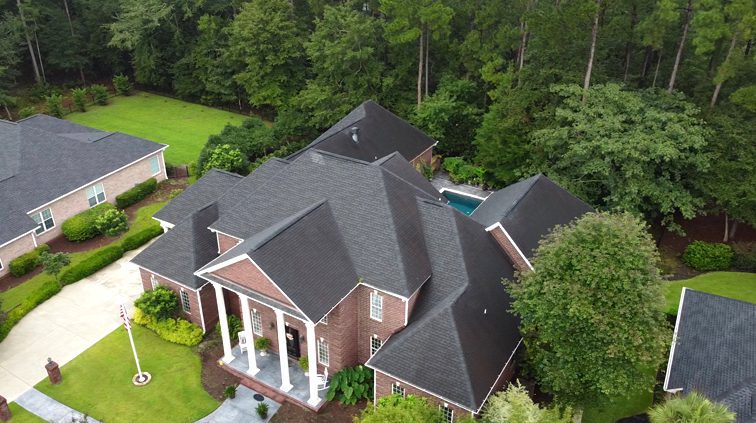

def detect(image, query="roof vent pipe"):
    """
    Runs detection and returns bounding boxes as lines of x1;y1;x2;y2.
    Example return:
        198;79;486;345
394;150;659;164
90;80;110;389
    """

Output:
350;127;359;144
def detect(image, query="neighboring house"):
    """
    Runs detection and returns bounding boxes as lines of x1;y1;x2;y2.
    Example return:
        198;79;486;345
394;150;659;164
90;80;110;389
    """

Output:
664;289;756;423
0;115;167;277
131;103;589;420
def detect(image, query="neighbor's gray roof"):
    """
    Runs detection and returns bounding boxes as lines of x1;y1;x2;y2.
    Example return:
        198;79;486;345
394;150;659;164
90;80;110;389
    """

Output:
287;100;436;163
0;115;165;245
367;199;520;411
471;174;593;259
666;289;756;423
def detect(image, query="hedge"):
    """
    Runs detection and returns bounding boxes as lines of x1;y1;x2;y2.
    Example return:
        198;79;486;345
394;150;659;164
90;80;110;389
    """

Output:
120;225;163;251
9;244;50;277
62;203;116;242
732;242;756;272
133;308;203;346
682;241;734;271
116;178;157;209
0;280;61;341
59;244;124;285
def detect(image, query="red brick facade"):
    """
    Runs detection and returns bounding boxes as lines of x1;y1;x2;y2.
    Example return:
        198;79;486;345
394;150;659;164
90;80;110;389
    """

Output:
138;269;210;331
216;232;241;254
211;259;294;307
488;225;531;272
410;146;434;167
356;285;408;364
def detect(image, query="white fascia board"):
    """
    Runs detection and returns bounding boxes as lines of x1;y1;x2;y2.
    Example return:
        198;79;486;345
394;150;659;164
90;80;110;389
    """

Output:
663;287;688;392
485;222;534;271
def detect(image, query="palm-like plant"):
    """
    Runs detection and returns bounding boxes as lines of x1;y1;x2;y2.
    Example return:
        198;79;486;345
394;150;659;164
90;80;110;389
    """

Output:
649;392;736;423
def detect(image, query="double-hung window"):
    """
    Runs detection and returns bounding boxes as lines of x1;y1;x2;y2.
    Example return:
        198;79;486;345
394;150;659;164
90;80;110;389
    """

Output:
370;335;382;356
391;382;405;397
317;338;329;366
86;183;106;207
150;274;159;290
180;290;191;313
369;291;383;321
31;208;55;235
149;155;161;175
251;310;263;336
439;404;454;423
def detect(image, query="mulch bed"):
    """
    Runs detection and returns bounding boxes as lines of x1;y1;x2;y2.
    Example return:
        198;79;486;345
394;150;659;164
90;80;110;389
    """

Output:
199;335;241;401
270;400;364;423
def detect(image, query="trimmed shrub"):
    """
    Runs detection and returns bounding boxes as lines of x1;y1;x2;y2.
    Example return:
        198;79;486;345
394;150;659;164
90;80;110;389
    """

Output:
116;178;157;209
112;74;132;96
135;285;178;320
45;94;64;118
9;244;50;277
71;87;87;112
120;225;163;251
682;241;734;271
732;242;756;272
95;208;129;237
62;203;116;242
59;244;124;285
0;280;61;342
133;308;203;346
18;106;37;119
326;365;373;405
89;84;109;105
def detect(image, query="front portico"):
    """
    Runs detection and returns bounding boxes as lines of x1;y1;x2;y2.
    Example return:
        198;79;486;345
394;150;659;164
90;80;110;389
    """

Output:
211;281;326;410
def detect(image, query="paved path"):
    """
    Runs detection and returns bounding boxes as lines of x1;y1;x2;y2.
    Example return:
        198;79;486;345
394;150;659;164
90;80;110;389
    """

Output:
15;388;100;423
0;247;147;402
196;385;280;423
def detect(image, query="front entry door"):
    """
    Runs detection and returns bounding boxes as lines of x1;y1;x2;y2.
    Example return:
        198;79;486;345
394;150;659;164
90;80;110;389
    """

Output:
285;326;300;358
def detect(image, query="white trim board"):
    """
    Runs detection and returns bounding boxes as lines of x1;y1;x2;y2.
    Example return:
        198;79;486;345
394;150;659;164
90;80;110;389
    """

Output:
485;222;534;271
439;187;489;201
0;229;36;249
663;287;688;393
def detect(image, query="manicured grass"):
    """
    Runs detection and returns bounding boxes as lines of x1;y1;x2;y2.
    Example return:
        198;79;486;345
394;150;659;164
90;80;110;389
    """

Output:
662;272;756;315
0;201;167;312
35;325;219;422
7;402;45;422
583;367;656;423
66;92;250;166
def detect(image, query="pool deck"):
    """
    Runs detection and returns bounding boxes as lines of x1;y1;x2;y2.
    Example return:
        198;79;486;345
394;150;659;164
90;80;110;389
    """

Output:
431;172;492;200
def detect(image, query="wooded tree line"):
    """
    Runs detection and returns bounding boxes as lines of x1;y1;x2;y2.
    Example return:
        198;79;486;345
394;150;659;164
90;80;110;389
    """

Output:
0;0;753;232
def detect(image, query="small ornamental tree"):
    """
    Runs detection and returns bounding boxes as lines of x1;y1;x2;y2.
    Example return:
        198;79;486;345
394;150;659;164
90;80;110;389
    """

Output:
508;212;669;417
95;208;129;237
39;251;71;283
355;394;440;423
202;144;249;175
112;74;132;96
649;392;735;423
134;285;178;320
483;382;572;423
45;94;64;118
71;88;87;112
89;84;109;105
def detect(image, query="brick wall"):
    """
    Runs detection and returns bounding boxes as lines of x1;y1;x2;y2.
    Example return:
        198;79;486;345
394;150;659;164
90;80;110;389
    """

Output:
138;268;205;330
357;285;407;364
31;152;166;245
313;288;359;374
410;146;434;167
217;232;241;254
374;370;474;422
406;287;422;323
489;225;531;272
0;233;37;278
211;259;294;307
198;283;219;331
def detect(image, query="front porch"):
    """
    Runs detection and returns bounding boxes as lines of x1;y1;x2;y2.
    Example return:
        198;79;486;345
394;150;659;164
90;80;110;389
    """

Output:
222;345;326;411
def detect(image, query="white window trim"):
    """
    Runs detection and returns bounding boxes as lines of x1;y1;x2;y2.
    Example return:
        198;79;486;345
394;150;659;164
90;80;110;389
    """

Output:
251;309;263;336
86;183;107;208
180;289;191;314
0;258;4;271
440;404;454;423
149;155;161;176
317;337;329;366
370;335;382;357
320;315;328;325
391;382;405;397
370;291;383;322
31;208;55;235
150;274;159;290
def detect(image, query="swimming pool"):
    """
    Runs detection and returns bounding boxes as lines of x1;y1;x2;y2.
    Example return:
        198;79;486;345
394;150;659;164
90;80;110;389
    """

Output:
442;190;484;215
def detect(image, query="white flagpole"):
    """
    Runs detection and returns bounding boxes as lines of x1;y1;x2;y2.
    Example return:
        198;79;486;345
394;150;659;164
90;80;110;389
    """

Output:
120;304;144;382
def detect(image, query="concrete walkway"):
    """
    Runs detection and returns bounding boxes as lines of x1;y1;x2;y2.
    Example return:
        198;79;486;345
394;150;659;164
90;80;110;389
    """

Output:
15;388;100;423
0;246;147;402
196;385;280;423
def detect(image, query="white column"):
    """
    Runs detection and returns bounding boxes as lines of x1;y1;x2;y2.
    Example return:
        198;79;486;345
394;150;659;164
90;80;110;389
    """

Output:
213;283;234;363
240;296;260;375
306;322;320;406
275;309;293;392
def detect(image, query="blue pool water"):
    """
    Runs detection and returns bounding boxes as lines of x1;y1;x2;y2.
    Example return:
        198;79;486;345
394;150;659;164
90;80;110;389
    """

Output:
443;191;483;215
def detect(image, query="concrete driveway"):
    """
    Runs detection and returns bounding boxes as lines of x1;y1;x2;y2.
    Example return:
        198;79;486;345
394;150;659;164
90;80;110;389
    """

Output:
0;246;146;402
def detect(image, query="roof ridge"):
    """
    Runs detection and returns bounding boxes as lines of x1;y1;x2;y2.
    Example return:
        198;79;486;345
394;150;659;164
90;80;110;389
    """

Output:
246;199;328;252
378;163;440;202
686;288;756;308
205;168;245;179
446;307;479;407
501;173;542;219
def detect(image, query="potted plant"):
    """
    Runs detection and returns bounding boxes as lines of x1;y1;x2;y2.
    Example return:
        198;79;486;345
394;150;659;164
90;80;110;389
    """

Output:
224;384;237;399
256;402;268;419
255;337;271;356
299;356;309;376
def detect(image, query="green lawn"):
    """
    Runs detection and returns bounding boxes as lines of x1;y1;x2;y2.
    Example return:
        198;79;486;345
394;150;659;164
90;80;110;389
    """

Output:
66;92;249;166
0;201;166;312
662;272;756;315
7;402;45;423
35;325;218;422
583;367;656;423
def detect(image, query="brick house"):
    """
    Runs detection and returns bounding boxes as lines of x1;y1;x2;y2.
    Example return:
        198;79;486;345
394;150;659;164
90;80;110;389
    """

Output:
132;102;590;420
0;115;167;277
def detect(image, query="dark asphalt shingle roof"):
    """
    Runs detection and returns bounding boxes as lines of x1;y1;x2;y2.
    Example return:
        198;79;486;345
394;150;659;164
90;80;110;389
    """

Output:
471;174;594;259
287;100;435;163
666;289;756;423
0;115;165;245
367;199;521;411
153;169;243;225
374;152;441;200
